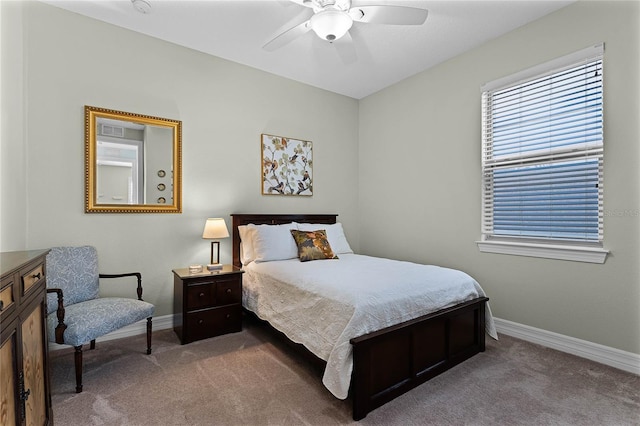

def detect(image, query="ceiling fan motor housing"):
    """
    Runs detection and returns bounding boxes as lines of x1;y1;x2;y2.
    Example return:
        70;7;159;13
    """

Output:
310;9;353;41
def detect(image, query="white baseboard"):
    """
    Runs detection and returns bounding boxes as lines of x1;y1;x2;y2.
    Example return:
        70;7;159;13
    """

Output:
494;317;640;375
48;314;177;352
48;314;640;376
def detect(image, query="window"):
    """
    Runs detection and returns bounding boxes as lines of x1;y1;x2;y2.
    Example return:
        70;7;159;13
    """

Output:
477;44;608;263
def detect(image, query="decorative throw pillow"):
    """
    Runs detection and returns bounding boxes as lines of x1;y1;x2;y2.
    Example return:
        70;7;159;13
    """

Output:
296;222;354;254
290;230;339;262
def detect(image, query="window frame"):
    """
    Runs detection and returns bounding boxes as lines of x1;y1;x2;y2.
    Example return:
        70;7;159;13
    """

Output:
477;44;609;263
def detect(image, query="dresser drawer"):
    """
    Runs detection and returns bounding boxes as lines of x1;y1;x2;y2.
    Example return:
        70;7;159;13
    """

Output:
184;305;242;342
21;262;45;297
0;276;15;319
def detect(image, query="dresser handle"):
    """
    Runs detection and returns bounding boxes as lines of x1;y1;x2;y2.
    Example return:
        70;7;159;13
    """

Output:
18;372;30;420
225;288;232;294
32;272;41;280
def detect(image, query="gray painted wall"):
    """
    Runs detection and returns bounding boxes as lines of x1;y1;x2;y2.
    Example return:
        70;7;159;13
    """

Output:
358;1;639;354
2;1;638;356
1;2;27;249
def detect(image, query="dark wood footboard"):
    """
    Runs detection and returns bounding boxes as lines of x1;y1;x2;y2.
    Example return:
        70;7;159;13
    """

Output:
350;297;488;420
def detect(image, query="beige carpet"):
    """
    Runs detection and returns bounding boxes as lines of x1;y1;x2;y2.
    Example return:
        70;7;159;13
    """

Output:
49;317;639;425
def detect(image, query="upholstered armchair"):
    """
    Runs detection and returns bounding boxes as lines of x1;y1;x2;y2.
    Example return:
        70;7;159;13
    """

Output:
45;246;155;393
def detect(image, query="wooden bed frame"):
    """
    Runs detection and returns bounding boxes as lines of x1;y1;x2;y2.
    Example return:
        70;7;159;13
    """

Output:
231;213;488;420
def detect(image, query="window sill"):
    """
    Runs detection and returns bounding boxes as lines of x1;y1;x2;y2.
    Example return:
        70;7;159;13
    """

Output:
476;240;609;264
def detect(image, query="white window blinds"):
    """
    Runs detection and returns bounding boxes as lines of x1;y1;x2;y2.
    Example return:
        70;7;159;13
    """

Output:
481;44;604;245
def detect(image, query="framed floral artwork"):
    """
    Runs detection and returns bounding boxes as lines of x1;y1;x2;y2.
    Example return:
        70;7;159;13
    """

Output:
262;134;313;196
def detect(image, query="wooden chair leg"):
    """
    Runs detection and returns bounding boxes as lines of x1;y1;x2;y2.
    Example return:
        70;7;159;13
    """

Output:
146;317;152;355
74;345;83;393
90;339;96;350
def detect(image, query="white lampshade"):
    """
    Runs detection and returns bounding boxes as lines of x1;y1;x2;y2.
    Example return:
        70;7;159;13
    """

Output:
202;218;229;239
310;10;353;42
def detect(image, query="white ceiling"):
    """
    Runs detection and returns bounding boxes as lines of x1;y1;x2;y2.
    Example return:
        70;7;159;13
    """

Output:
42;0;574;99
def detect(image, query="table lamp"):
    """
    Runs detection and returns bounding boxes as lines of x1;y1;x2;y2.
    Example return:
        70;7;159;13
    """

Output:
202;218;229;271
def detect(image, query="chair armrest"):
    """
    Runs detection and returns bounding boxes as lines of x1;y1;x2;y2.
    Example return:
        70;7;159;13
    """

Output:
99;272;144;301
46;288;67;344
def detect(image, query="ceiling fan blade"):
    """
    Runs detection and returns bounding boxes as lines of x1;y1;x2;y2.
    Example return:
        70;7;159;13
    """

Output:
288;0;315;8
350;5;428;25
263;19;312;51
333;32;358;65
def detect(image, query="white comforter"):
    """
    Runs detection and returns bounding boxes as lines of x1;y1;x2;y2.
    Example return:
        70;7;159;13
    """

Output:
242;254;497;399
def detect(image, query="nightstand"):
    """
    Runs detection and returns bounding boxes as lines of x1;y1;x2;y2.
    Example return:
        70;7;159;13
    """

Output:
172;265;244;344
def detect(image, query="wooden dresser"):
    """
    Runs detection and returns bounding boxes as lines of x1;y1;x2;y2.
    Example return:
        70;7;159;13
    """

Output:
172;265;243;344
0;249;53;425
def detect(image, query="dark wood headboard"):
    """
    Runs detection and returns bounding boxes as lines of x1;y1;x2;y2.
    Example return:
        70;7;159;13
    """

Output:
230;214;338;268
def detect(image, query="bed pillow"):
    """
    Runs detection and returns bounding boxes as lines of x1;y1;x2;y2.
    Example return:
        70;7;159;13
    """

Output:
249;223;299;263
296;222;353;254
237;225;255;265
290;229;339;262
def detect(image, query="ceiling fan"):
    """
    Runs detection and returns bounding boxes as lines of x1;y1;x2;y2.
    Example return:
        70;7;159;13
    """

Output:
263;0;429;51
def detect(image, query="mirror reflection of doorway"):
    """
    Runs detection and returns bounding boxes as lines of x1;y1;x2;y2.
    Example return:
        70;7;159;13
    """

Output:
97;162;134;204
96;140;143;204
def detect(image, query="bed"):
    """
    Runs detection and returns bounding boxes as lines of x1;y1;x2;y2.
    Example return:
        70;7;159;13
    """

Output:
231;213;497;420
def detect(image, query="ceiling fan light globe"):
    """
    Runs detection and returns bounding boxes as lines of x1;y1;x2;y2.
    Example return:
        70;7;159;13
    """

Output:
310;10;353;42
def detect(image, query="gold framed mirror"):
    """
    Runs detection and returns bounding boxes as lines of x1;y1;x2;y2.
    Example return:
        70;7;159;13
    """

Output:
85;106;182;213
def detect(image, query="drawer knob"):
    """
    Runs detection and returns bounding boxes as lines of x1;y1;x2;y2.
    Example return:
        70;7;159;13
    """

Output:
226;314;231;319
198;319;204;325
225;288;232;294
199;292;205;298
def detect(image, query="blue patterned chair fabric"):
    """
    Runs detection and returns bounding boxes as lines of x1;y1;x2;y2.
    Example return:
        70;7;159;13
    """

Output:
45;246;154;392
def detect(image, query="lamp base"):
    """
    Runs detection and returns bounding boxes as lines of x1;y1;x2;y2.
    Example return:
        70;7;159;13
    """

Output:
207;263;223;271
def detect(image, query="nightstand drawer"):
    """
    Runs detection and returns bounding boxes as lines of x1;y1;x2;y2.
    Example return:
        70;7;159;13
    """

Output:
185;282;216;310
185;305;242;342
216;277;241;305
